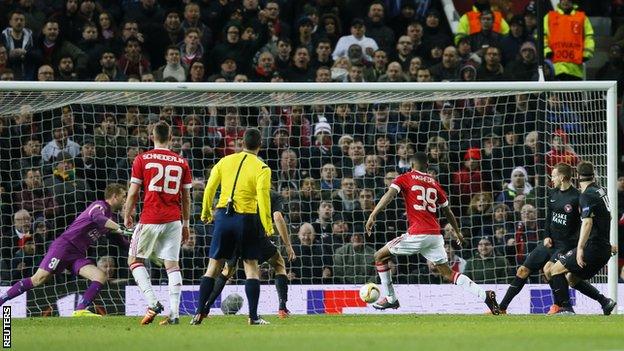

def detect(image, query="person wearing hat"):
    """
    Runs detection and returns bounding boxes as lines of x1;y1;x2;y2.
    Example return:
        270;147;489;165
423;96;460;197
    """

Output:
207;55;238;81
332;17;379;62
504;41;537;81
452;147;484;211
544;0;595;80
423;9;453;51
500;15;530;64
304;118;337;178
455;0;509;45
464;236;509;284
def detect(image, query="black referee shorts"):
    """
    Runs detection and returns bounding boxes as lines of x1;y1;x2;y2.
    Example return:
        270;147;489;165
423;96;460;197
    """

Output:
209;209;261;260
522;244;555;272
558;246;611;280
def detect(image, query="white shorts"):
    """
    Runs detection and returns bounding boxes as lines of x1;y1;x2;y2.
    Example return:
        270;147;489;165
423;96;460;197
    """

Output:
387;234;448;265
129;221;182;261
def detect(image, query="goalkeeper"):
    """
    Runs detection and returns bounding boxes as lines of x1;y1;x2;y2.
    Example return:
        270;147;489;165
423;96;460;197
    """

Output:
0;183;131;316
203;189;295;318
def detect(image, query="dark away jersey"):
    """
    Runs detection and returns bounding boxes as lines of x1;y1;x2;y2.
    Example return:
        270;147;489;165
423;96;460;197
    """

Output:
544;187;581;250
580;183;612;249
256;190;283;236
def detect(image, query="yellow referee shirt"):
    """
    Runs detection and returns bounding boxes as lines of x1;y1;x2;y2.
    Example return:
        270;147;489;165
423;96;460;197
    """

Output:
201;150;274;235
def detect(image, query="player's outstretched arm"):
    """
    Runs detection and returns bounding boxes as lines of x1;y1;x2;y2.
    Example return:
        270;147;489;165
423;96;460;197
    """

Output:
123;183;141;228
366;187;398;236
181;187;191;243
274;211;295;261
441;206;464;246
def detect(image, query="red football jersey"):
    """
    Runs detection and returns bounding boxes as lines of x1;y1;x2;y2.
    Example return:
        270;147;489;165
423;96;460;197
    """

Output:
390;170;449;235
130;148;192;224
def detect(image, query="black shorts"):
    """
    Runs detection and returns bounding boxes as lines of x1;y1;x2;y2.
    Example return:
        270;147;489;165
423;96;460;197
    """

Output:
225;235;278;269
522;244;555;272
558;247;611;280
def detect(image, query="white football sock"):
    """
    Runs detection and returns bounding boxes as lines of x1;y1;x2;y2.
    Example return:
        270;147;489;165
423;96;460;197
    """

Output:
455;273;487;300
167;269;182;319
376;262;396;302
130;263;158;308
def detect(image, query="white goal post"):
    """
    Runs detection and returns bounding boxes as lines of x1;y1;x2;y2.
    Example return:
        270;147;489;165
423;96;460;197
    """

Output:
0;81;618;315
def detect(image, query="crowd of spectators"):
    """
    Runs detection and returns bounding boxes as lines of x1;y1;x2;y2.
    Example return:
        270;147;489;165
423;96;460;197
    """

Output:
1;0;623;297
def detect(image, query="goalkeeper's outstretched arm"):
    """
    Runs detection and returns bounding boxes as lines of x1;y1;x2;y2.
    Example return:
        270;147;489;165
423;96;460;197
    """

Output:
366;187;398;236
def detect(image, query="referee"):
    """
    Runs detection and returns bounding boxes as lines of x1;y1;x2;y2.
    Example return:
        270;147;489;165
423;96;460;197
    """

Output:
192;128;273;325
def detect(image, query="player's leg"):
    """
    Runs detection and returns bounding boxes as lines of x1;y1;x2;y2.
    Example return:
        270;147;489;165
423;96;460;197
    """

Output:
154;221;183;325
1;241;70;306
205;257;239;315
241;214;268;325
192;213;235;324
267;251;289;317
0;268;51;306
566;274;616;315
499;245;551;311
243;258;267;324
128;223;164;323
548;259;574;313
498;265;531;312
372;236;403;308
73;264;106;316
434;262;501;315
542;261;562;314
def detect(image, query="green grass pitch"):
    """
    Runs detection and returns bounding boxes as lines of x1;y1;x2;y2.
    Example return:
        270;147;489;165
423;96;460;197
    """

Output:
11;314;624;351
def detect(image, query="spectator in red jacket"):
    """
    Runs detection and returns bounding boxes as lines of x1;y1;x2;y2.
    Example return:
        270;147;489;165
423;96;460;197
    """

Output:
544;129;580;175
452;147;484;212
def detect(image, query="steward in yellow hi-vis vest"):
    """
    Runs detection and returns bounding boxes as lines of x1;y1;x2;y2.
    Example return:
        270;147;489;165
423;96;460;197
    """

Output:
544;0;594;80
455;1;509;44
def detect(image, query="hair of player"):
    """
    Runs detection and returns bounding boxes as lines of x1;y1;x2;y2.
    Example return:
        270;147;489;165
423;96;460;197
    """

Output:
554;162;573;182
409;152;428;171
577;160;595;181
153;121;171;143
243;127;262;150
104;183;126;199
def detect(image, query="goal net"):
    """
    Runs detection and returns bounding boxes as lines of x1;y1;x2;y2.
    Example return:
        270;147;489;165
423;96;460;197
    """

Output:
0;81;618;316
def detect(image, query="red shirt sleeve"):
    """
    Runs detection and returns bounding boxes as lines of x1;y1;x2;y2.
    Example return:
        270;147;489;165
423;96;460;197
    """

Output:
130;154;143;185
390;173;405;193
436;181;449;208
181;160;193;189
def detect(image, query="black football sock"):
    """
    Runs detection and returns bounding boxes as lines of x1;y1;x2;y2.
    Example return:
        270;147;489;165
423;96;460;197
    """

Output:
245;279;261;320
548;279;560;305
197;276;215;315
573;280;607;305
205;274;228;313
551;274;571;308
499;276;528;310
275;274;288;310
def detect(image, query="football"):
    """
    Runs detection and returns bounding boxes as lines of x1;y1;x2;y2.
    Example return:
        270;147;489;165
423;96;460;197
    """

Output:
221;293;244;315
359;283;381;304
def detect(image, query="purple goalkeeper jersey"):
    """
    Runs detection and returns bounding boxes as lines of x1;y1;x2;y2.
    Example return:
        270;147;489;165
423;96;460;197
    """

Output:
59;200;113;252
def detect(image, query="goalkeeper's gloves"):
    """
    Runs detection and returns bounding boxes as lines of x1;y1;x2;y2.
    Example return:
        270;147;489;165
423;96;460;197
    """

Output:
115;225;134;236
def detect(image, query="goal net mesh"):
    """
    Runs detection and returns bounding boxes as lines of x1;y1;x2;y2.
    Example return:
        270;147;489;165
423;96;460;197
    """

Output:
0;86;609;315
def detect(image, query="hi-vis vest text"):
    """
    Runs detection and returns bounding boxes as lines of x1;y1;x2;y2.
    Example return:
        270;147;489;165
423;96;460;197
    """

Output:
547;10;585;64
467;10;503;34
